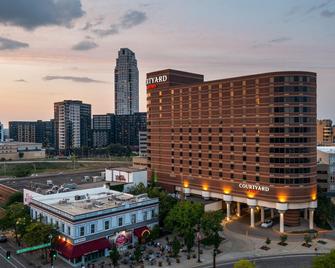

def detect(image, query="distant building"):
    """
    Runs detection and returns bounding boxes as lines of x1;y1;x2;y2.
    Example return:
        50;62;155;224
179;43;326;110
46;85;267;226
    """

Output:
54;100;91;153
105;167;147;192
0;141;45;160
92;114;115;148
92;112;146;148
139;131;147;156
24;186;158;267
317;146;335;193
132;156;148;169
8;120;54;147
0;122;4;142
114;113;146;147
317;119;334;145
115;48;139;115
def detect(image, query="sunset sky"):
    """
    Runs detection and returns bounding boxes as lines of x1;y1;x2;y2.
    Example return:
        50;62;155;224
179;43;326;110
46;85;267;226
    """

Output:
0;0;335;127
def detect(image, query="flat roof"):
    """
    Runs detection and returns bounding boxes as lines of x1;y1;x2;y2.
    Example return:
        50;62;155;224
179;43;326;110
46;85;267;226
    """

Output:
107;167;146;173
30;187;157;216
317;146;335;154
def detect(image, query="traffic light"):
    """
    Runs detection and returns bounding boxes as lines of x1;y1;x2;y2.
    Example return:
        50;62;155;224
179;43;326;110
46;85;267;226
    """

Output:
6;251;11;259
49;249;57;259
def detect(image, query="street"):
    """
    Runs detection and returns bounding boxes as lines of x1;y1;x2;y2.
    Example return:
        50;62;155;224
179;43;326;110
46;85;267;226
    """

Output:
197;254;315;268
0;244;26;268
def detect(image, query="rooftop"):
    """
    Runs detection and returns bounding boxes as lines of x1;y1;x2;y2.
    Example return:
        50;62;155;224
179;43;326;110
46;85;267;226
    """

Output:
317;146;335;154
106;167;146;173
29;187;157;217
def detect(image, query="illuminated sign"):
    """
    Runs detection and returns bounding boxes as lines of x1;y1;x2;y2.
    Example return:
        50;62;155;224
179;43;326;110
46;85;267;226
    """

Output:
239;183;270;192
146;75;168;85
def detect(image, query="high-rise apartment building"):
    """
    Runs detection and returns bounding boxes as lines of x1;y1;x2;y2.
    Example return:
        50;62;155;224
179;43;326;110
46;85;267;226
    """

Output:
0;122;4;142
317;119;334;145
114;48;139;115
92;114;115;148
147;69;317;232
54;100;91;153
9;120;54;147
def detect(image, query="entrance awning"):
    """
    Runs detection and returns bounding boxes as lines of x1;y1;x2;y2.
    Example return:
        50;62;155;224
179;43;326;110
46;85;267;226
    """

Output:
55;238;111;259
134;226;150;239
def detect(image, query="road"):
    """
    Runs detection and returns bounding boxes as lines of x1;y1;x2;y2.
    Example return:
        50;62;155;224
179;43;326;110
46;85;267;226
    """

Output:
197;254;316;268
0;244;26;268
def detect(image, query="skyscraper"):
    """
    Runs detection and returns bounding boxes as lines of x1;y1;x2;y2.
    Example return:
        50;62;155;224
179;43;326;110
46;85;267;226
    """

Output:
317;119;334;145
54;100;91;153
114;48;139;115
0;122;4;142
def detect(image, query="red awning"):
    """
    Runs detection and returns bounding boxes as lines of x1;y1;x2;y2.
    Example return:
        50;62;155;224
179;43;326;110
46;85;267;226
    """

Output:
134;226;150;239
55;238;111;259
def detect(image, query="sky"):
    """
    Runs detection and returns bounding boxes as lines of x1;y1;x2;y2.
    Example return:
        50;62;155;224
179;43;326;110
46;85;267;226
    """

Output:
0;0;335;127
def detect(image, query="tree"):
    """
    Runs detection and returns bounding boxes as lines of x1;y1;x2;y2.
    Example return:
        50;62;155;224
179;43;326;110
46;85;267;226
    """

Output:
165;201;203;238
148;224;160;242
265;237;271;246
134;244;142;263
0;202;31;245
3;192;23;208
234;259;256;268
128;183;147;195
315;188;335;229
313;249;335;267
22;221;57;246
109;246;120;268
279;234;288;245
304;234;312;246
172;237;181;257
184;230;195;257
200;211;224;268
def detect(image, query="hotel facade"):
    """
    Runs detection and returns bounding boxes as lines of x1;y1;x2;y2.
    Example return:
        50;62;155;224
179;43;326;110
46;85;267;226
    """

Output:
147;69;317;232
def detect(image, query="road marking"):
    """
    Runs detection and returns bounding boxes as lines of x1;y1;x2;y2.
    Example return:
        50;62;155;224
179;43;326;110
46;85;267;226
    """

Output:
0;246;26;268
0;251;18;268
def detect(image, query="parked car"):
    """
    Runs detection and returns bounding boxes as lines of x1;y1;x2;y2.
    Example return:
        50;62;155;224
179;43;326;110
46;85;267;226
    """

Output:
261;220;273;228
0;234;8;243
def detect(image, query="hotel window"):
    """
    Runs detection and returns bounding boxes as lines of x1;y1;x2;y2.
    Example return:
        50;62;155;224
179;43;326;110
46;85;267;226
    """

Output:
198;128;202;133
243;165;246;171
243;175;247;180
199;169;202;174
256;137;260;143
256;176;260;182
243;147;246;152
256;157;260;162
230;164;234;169
118;217;123;227
189;152;192;157
198;145;202;149
209;128;212;133
208;145;212;150
208;137;212;142
180;168;183;172
209;162;212;167
243;156;247;161
219;163;223;168
256;147;260;153
198;136;202;141
230;173;234;179
198;153;202;158
230;146;234;151
243;137;247;143
80;226;85;237
67;226;71;235
90;224;95;234
171;167;174;171
230;137;234;142
189;168;192;173
131;214;137;224
104;221;110;230
219;137;223;142
151;209;155;218
209;171;212;176
189;144;192;149
143;211;148;221
61;223;65;233
219;154;223;159
219;172;223;177
199;161;202;166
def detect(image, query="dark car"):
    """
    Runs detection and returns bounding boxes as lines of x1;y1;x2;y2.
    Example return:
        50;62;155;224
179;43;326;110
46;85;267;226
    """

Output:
0;235;8;243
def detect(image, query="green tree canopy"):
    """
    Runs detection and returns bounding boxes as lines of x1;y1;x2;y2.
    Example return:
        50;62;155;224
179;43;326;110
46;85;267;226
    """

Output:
313;249;335;268
234;259;256;268
165;200;204;237
3;192;23;208
109;246;120;268
22;221;57;246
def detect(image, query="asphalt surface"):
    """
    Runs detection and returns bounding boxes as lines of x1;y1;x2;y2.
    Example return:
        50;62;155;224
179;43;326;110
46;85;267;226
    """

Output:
0;243;26;268
197;254;316;268
0;170;103;192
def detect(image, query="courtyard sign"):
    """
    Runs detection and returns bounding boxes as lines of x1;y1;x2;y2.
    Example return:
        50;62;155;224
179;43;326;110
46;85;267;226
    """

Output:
238;183;270;192
146;75;168;85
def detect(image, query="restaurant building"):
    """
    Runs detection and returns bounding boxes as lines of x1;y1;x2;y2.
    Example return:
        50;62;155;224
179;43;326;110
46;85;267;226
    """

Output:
24;186;159;267
147;69;317;232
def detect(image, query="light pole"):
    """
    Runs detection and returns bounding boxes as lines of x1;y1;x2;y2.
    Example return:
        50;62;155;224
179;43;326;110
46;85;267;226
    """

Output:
49;234;54;268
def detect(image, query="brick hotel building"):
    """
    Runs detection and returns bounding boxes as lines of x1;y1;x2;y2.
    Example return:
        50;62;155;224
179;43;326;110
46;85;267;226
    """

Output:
147;69;317;232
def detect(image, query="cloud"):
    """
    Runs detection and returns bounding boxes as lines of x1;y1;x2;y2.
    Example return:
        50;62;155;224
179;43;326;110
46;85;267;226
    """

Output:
72;40;98;51
252;37;291;48
0;0;84;30
305;1;333;14
81;16;104;31
92;10;147;37
43;75;107;84
321;9;335;17
14;79;27;82
269;37;291;43
0;36;29;50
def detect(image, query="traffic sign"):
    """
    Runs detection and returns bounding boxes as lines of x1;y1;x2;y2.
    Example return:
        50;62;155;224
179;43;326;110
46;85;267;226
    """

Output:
16;242;51;254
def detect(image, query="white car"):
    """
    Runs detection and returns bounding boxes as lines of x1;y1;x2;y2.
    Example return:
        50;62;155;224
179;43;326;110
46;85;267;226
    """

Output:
261;220;273;228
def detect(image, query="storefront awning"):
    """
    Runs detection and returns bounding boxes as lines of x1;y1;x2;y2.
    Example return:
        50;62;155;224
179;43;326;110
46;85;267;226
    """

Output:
134;226;150;239
55;238;111;259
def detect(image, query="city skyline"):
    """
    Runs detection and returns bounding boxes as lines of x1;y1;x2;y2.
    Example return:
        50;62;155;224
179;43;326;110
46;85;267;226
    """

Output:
1;0;335;127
